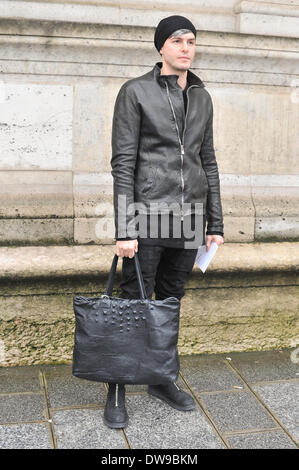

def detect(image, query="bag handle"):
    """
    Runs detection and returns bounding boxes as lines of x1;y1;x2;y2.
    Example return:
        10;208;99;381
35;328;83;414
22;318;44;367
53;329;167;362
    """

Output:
105;252;147;300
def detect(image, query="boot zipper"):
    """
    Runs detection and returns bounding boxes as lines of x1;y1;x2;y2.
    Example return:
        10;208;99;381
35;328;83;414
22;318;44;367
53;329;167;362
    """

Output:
165;82;199;220
115;384;118;407
174;382;181;391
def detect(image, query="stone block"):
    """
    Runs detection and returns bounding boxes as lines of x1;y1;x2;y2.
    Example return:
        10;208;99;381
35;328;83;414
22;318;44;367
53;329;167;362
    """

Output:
52;409;127;449
0;0;235;33
222;215;255;242
199;390;275;432
255;217;299;241
0;170;73;218
193;241;299;273
124;395;225;449
0;83;72;170
178;285;299;354
252;382;299;441
252;186;299;217
223;349;299;383
0;423;52;449
215;85;299;175
226;430;296;449
0;244;116;279
74;217;115;244
179;355;244;393
73;172;113;218
72;81;113;173
235;1;299;39
0;393;46;423
180;285;299;326
221;185;254;216
0;365;42;393
0;218;73;245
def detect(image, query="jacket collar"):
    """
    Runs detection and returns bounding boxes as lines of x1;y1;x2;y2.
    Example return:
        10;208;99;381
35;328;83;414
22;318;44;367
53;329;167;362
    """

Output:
153;61;205;89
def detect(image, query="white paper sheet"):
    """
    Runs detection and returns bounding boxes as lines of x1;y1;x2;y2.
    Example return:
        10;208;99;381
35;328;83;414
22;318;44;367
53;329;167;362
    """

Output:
195;241;218;273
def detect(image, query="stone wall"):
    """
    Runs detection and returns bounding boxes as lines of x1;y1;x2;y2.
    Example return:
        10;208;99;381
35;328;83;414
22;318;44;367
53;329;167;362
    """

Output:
0;243;298;366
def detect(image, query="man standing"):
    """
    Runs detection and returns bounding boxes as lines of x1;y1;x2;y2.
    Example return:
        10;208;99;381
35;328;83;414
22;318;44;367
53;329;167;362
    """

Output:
105;15;224;429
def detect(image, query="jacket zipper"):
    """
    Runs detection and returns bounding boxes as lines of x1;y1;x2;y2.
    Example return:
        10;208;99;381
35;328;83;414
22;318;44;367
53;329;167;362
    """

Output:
165;82;198;220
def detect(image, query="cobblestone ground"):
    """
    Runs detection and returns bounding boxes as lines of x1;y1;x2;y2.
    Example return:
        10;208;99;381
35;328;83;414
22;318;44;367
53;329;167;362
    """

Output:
0;349;298;449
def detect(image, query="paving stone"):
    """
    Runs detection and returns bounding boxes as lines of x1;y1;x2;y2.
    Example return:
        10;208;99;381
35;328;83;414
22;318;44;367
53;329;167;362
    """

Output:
0;351;297;450
227;430;297;449
226;350;299;382
43;364;106;408
180;355;244;392
52;409;127;449
252;381;299;441
0;423;52;449
0;366;41;393
200;390;275;433
0;393;46;424
124;394;225;449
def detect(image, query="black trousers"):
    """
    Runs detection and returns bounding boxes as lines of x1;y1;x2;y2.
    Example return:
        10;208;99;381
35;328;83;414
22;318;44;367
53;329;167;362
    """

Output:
119;245;198;301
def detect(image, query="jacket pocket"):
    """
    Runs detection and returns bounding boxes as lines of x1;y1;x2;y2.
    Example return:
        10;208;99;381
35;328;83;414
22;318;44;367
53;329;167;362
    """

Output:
142;177;154;195
140;166;157;196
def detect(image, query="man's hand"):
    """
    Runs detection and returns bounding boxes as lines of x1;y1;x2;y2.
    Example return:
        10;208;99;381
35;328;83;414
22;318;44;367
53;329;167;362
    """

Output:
116;239;138;258
206;234;224;251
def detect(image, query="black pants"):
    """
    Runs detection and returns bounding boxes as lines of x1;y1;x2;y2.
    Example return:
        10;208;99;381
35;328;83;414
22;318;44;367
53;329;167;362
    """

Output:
119;245;198;301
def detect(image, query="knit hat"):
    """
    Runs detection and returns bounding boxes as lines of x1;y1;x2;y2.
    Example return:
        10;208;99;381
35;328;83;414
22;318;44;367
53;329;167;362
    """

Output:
154;15;197;54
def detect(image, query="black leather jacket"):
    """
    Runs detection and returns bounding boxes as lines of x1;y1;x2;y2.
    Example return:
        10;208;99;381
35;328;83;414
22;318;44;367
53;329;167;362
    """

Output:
111;61;224;240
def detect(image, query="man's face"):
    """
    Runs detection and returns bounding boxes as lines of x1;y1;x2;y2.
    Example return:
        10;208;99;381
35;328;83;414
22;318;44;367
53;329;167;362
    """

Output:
159;32;196;71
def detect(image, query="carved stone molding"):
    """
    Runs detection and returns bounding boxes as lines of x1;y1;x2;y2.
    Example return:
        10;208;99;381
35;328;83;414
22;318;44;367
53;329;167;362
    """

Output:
1;0;299;38
235;0;299;38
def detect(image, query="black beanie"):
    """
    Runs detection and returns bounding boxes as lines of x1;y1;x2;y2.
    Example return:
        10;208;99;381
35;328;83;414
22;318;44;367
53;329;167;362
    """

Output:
154;15;197;54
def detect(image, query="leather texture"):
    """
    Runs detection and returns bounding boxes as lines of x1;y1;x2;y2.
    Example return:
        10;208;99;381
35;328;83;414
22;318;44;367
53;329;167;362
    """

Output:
148;383;196;411
111;61;224;239
72;252;181;385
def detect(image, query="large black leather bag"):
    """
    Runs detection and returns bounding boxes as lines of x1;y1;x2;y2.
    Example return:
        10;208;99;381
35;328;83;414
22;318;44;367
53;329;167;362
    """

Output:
72;253;181;384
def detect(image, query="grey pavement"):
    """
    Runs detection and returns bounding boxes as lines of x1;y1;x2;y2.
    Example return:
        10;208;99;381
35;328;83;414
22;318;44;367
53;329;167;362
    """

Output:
0;349;298;449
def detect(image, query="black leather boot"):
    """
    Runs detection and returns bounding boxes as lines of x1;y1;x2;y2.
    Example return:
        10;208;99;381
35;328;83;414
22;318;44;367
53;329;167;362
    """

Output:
103;383;129;428
148;381;196;411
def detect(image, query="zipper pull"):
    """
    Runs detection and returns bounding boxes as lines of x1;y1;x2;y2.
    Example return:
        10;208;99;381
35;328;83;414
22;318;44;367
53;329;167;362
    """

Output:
181;144;185;155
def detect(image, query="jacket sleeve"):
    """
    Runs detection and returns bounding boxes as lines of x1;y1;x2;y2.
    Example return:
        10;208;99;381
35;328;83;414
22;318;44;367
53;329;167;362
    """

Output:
199;97;224;235
110;84;141;240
